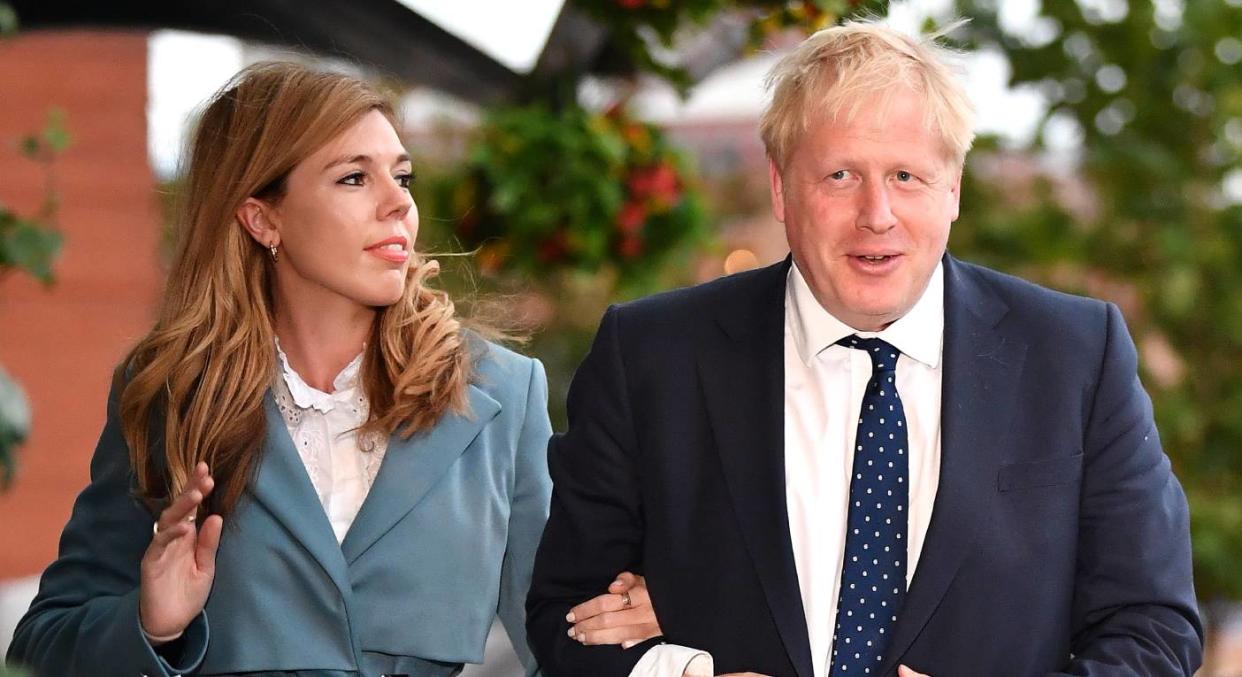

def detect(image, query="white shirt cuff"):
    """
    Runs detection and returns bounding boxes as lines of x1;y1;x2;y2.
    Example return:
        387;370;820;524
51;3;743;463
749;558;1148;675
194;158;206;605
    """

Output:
628;643;714;677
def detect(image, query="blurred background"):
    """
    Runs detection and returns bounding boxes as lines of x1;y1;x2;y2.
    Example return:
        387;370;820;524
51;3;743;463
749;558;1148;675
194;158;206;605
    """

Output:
1;0;1239;674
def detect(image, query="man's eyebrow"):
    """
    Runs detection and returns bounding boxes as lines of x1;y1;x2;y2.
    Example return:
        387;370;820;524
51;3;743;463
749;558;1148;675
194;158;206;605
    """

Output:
323;153;412;171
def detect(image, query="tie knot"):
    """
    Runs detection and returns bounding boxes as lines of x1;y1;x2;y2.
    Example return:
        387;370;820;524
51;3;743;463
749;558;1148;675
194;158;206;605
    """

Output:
835;335;901;372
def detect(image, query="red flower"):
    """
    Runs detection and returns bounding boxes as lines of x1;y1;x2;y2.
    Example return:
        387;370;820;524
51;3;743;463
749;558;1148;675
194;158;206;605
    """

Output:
616;201;647;234
618;235;644;258
537;231;569;263
628;163;681;208
616;0;644;9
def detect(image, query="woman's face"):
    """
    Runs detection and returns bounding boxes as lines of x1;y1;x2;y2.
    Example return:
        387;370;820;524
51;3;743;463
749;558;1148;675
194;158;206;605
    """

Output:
265;109;418;311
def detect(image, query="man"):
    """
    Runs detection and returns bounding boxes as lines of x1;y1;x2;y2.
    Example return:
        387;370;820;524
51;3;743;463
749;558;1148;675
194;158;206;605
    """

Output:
526;19;1202;677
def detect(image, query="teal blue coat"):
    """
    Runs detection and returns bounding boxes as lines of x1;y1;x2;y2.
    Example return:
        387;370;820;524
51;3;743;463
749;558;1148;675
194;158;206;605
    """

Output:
7;343;551;676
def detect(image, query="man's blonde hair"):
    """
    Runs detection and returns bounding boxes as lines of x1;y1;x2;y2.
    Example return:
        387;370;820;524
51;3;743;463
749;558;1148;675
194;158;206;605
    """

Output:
760;19;976;169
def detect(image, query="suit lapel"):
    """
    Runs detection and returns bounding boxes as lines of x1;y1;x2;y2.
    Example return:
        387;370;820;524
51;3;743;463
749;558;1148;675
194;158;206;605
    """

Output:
251;395;353;600
696;258;815;677
879;255;1028;676
340;384;501;564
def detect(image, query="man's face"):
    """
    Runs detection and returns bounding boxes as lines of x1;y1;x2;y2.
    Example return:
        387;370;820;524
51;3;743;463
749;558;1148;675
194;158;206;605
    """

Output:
770;87;961;331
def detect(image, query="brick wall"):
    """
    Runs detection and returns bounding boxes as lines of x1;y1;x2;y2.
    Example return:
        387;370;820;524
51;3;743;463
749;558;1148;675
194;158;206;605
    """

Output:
0;30;162;579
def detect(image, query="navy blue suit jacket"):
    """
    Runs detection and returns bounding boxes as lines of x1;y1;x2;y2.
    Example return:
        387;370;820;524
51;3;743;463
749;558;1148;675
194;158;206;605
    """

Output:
527;255;1202;676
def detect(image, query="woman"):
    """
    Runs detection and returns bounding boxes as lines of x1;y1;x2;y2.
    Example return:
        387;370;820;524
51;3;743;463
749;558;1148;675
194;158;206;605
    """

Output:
7;62;655;677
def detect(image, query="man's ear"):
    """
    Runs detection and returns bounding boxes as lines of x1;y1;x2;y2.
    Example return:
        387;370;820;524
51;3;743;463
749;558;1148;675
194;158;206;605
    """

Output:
768;156;786;224
236;197;280;248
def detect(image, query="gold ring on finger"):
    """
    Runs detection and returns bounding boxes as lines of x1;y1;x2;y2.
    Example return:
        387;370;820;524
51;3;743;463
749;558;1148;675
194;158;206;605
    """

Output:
621;591;632;608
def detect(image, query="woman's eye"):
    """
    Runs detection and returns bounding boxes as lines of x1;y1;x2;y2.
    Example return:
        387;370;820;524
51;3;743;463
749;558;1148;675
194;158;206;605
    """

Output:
339;172;365;186
396;173;413;189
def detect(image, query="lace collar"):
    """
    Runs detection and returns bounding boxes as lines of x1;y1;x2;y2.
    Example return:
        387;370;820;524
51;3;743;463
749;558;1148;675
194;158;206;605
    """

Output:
274;339;365;413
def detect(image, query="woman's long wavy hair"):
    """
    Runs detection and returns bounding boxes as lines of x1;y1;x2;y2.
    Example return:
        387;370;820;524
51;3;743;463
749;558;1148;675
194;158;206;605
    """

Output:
120;62;472;517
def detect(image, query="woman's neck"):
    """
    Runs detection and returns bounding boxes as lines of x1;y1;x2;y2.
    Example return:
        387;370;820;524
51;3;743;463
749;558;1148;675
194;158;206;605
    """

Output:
273;297;374;393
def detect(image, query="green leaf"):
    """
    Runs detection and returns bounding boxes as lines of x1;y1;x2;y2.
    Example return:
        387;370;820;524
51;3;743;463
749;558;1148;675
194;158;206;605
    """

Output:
0;2;18;36
42;108;72;153
1;217;63;284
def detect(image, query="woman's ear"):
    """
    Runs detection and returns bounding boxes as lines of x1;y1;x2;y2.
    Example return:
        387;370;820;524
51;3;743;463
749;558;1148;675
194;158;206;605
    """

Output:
236;197;280;249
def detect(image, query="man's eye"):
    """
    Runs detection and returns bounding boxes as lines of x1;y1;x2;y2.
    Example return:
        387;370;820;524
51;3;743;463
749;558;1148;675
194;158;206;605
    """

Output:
895;170;914;182
339;172;365;186
829;170;849;181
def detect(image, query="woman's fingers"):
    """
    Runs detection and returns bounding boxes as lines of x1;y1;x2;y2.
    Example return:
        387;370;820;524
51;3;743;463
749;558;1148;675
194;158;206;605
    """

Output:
571;620;662;645
608;572;652;607
149;521;192;549
195;514;223;573
608;571;639;591
155;464;215;534
572;606;657;633
567;592;629;623
156;488;202;534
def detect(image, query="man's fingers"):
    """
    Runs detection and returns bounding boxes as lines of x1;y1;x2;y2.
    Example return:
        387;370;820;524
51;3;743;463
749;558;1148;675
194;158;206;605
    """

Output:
898;666;930;677
195;514;223;572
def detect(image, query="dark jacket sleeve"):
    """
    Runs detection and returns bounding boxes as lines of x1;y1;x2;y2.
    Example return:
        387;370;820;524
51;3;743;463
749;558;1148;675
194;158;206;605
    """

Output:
6;374;209;677
526;306;663;676
1055;303;1203;676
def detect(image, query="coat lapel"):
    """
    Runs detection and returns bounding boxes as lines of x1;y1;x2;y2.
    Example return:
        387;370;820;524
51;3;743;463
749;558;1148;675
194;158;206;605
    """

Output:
696;258;815;677
878;255;1028;676
340;384;501;564
251;395;354;600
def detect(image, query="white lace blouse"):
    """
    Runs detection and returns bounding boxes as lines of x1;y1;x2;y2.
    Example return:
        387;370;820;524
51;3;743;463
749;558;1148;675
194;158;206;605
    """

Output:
270;343;387;543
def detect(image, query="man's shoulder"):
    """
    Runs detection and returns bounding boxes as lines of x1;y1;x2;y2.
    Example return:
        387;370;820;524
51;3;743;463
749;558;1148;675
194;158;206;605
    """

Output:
951;257;1112;336
610;259;784;325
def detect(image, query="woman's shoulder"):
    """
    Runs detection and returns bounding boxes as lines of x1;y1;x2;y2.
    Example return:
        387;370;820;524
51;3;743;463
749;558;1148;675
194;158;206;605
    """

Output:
467;337;543;401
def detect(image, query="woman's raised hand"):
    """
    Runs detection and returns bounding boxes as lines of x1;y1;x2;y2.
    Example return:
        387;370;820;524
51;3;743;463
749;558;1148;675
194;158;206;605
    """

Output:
138;462;223;642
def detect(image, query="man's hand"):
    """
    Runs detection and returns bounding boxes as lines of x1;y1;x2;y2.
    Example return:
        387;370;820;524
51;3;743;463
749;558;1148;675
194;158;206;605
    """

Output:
566;571;662;648
898;665;930;677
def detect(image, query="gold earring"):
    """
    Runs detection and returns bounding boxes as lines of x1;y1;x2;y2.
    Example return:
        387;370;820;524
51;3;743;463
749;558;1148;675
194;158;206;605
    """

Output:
269;243;278;262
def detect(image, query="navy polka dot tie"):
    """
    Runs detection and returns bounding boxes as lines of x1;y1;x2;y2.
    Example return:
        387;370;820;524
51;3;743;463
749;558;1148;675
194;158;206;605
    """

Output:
828;336;909;676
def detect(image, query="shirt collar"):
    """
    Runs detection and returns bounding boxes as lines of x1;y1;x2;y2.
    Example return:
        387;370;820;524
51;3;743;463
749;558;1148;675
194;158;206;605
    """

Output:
275;338;365;412
786;259;944;369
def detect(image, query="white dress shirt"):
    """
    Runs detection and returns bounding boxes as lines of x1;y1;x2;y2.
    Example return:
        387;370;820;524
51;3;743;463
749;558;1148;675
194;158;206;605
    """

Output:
632;262;944;677
271;342;387;544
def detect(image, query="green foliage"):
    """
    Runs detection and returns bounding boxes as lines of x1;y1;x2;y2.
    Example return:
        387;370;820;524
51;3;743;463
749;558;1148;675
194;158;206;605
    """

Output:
0;109;69;285
948;0;1242;599
0;108;69;490
574;0;889;91
437;103;710;294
